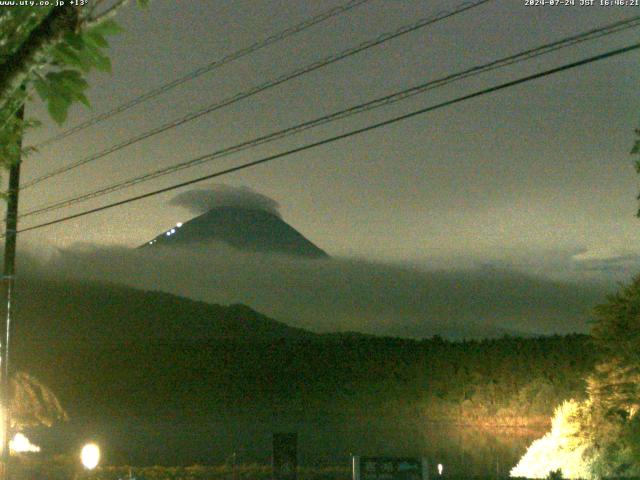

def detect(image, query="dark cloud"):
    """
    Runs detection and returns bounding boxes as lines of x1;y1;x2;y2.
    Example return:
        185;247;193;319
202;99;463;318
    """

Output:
168;185;281;217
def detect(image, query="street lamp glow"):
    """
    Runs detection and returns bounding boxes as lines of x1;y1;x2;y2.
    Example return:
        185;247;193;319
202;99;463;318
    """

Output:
81;443;100;470
10;433;40;453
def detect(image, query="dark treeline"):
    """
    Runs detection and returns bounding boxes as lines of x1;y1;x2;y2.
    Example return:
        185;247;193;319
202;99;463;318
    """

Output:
16;332;594;428
9;278;596;428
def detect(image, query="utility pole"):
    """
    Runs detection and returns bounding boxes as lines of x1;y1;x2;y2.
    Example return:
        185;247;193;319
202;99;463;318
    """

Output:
0;102;24;480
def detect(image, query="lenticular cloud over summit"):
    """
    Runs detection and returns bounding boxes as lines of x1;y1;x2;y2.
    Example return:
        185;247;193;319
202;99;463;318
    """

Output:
169;184;281;217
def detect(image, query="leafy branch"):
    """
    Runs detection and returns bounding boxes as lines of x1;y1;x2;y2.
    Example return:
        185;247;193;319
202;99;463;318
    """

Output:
0;1;150;176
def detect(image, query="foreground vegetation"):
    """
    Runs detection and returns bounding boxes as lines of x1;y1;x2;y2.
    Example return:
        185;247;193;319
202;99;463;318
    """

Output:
18;328;595;429
512;277;640;478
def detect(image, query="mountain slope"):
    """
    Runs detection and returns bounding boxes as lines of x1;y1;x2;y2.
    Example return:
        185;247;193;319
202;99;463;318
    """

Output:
13;276;315;352
141;206;328;258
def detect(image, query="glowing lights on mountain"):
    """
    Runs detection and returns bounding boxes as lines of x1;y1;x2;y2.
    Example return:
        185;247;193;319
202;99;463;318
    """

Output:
162;225;181;239
437;464;443;476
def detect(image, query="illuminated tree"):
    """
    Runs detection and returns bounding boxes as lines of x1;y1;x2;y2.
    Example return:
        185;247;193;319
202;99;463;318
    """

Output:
511;277;640;479
578;277;640;477
11;372;67;429
510;400;594;479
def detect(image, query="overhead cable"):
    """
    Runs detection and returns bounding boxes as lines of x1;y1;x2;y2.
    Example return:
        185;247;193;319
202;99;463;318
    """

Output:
21;0;493;189
20;15;640;219
14;41;640;235
30;0;374;150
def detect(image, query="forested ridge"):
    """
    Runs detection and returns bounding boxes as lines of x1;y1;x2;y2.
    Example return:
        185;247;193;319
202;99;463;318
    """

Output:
17;331;594;428
5;278;595;428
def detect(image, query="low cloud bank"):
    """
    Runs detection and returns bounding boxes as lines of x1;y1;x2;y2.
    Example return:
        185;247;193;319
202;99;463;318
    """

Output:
18;242;613;339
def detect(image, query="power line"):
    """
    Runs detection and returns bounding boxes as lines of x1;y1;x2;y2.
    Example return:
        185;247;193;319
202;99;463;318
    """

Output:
14;41;640;236
19;15;640;219
21;0;493;190
22;15;640;217
30;0;374;150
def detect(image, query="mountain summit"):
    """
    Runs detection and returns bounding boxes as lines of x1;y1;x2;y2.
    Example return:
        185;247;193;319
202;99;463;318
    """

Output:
142;206;328;258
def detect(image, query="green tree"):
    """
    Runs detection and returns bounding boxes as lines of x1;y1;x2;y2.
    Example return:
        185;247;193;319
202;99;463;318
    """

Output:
0;0;149;468
571;112;640;476
578;277;640;476
0;0;148;182
590;276;640;422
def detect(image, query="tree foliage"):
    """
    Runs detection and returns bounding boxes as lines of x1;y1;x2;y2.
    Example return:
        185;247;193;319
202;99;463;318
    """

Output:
513;276;640;478
10;371;67;429
0;1;148;181
579;277;640;477
511;400;594;479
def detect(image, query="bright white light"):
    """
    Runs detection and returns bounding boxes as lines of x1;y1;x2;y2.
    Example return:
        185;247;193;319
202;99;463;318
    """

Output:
437;464;443;476
166;232;171;236
176;222;183;227
10;433;40;453
170;228;176;234
510;400;592;479
81;443;100;470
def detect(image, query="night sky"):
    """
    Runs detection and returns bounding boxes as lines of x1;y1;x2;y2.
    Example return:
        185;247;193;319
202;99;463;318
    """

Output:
12;0;640;336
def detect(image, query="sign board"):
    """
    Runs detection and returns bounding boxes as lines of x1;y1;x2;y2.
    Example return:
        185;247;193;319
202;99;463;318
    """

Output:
352;456;428;480
273;433;297;480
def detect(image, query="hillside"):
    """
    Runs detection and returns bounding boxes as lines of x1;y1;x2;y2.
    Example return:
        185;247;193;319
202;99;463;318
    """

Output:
13;277;314;351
